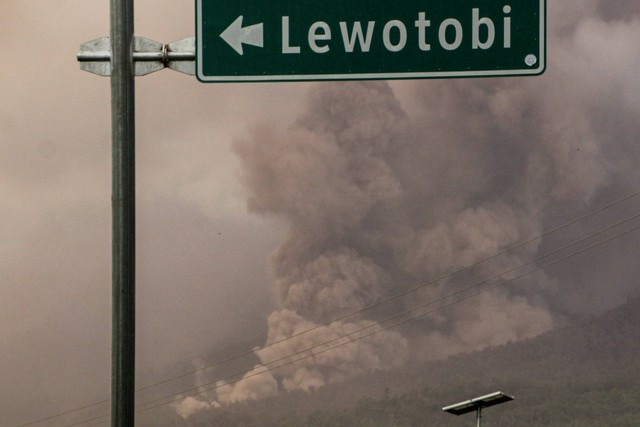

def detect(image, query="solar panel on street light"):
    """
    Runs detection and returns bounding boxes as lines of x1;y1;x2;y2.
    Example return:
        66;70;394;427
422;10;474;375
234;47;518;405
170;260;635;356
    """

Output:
442;391;514;426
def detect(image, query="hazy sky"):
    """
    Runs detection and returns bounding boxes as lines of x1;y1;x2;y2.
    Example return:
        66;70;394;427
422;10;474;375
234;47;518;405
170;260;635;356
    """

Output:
2;1;300;423
2;1;639;425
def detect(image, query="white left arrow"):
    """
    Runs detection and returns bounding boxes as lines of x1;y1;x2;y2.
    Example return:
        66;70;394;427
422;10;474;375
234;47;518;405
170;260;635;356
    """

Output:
220;16;264;55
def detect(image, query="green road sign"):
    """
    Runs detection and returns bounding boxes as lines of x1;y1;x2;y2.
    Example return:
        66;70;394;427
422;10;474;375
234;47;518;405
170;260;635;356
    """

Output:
196;0;545;82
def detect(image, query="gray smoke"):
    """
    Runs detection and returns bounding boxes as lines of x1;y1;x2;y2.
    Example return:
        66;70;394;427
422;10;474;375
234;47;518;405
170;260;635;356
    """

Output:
179;0;640;413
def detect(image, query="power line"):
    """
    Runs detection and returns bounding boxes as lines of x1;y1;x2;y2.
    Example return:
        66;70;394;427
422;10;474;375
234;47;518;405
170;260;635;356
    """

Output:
68;216;640;426
125;221;640;422
15;190;639;427
129;190;640;392
14;400;110;427
128;218;640;415
124;191;640;388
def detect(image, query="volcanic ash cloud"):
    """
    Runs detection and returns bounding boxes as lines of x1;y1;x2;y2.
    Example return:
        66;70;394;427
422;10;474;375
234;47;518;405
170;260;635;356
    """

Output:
179;4;640;410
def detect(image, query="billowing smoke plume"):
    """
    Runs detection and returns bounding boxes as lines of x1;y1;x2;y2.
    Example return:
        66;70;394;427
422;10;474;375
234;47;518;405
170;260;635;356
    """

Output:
179;0;640;414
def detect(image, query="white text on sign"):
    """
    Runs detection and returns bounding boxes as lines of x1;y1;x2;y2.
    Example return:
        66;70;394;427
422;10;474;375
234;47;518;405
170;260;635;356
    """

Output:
281;7;513;54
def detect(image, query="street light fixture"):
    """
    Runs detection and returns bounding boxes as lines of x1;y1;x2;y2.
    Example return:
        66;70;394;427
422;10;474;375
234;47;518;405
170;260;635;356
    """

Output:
442;391;514;426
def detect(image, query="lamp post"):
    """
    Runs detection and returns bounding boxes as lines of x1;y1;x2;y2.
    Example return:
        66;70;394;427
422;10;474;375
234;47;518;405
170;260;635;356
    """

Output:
442;391;514;427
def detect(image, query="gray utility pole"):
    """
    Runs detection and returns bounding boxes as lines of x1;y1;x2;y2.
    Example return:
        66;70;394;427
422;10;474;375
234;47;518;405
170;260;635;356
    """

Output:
110;0;135;424
77;0;194;424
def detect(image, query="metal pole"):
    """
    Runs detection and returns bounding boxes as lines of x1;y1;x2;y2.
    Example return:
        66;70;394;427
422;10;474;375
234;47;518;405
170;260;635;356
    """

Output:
476;406;482;427
110;0;135;425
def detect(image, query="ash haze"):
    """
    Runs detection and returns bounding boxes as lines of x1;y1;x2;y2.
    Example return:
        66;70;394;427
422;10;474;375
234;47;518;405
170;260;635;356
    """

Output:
2;1;639;426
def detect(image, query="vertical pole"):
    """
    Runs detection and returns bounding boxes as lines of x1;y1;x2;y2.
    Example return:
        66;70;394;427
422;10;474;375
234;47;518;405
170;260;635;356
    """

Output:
476;406;482;427
110;0;135;425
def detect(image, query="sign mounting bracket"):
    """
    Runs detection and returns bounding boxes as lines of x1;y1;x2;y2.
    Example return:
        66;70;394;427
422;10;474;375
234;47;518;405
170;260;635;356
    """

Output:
77;36;196;76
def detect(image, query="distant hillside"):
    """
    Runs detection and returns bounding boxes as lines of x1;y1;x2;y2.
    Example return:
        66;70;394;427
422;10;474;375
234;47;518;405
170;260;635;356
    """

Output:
158;295;640;426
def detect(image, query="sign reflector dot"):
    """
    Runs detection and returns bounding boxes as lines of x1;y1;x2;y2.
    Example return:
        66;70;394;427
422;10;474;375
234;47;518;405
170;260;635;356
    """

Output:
525;54;537;66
